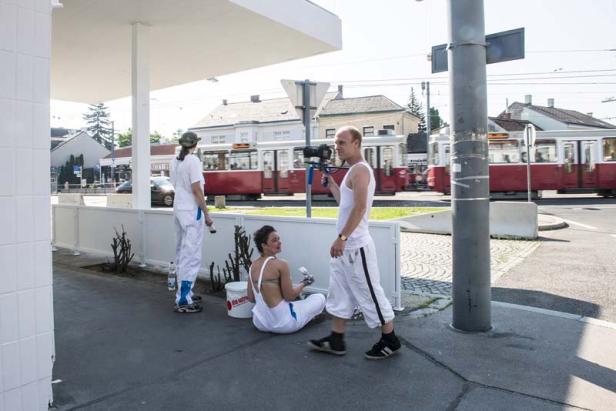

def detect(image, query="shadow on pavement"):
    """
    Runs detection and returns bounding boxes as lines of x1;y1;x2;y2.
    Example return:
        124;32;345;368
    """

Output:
492;287;602;320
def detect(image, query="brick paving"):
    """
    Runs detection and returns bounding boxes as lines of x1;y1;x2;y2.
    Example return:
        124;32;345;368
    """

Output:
400;232;540;295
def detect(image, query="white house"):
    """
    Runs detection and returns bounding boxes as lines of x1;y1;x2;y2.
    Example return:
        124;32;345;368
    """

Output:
188;92;336;144
502;96;616;131
50;130;110;169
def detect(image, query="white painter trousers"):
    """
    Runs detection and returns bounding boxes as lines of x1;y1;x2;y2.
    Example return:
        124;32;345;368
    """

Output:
174;209;204;305
325;238;395;328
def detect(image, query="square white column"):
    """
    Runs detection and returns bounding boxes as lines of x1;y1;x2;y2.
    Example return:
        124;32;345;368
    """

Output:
131;22;151;209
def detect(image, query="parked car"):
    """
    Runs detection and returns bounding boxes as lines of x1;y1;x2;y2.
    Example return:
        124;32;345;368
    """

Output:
115;176;175;207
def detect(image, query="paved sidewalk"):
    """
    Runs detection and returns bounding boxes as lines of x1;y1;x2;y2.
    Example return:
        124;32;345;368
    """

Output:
52;251;616;411
400;233;539;295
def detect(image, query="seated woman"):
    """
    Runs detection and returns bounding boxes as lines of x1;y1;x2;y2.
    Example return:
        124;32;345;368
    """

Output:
247;225;326;334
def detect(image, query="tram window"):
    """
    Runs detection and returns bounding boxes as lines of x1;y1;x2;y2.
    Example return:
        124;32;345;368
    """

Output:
489;140;520;163
429;142;439;165
364;148;376;168
293;149;304;168
202;152;228;170
228;151;257;170
583;142;596;172
534;140;557;163
263;151;274;178
603;138;616;161
383;147;394;176
563;143;575;173
279;151;289;178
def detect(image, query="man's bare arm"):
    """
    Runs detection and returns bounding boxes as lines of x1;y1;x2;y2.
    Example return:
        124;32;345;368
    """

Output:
327;175;341;204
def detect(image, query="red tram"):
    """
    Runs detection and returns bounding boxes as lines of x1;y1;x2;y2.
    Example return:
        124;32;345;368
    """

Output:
427;129;616;198
197;135;410;199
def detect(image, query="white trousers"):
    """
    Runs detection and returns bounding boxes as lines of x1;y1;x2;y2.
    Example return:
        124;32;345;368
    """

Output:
253;294;326;334
326;238;395;329
174;209;204;305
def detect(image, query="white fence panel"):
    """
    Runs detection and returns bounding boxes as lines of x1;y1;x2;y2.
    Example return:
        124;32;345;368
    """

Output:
79;207;143;259
52;205;401;308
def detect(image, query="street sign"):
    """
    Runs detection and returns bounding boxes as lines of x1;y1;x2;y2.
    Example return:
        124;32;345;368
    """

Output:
431;27;525;73
525;123;536;148
73;165;82;177
281;79;330;118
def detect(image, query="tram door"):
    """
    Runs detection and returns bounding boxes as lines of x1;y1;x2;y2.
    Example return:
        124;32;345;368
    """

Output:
561;142;578;188
262;150;290;194
379;146;395;192
580;141;598;188
561;141;597;189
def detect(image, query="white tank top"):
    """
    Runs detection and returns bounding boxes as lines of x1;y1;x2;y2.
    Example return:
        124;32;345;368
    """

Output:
336;161;375;249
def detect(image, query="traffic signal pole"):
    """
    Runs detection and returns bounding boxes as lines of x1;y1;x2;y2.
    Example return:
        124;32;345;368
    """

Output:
448;0;492;332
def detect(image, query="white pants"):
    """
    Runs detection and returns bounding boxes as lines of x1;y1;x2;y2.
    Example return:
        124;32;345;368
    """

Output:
326;238;395;329
174;209;204;305
253;294;326;334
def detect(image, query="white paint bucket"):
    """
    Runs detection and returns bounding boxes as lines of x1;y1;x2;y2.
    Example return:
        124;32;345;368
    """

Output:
224;281;254;318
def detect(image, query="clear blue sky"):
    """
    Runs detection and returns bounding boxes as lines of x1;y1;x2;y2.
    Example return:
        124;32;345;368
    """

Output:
51;0;616;136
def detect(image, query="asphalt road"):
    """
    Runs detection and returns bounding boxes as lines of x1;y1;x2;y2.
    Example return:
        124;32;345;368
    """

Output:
494;197;616;322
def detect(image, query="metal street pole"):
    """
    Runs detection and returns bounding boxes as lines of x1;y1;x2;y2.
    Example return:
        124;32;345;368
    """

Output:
303;79;312;218
422;81;431;135
448;0;492;332
526;125;532;202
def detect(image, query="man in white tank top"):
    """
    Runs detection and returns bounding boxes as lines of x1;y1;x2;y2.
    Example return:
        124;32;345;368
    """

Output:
308;126;401;360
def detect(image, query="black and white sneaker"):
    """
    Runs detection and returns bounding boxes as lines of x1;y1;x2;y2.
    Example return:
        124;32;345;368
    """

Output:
364;336;401;360
174;303;203;313
308;335;347;356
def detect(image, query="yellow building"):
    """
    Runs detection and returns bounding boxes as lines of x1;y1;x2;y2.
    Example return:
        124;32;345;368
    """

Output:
318;92;421;139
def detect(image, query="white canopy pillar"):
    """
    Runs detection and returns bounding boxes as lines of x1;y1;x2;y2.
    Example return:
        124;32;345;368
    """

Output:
131;22;151;209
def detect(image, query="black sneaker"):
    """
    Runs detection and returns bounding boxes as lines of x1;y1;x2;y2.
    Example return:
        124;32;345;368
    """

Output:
364;336;401;360
174;303;203;313
308;335;346;356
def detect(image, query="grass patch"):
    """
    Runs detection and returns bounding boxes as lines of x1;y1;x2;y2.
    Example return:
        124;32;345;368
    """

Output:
213;207;443;221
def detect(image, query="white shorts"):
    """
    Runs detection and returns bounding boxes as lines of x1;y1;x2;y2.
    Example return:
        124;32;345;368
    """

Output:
325;238;395;329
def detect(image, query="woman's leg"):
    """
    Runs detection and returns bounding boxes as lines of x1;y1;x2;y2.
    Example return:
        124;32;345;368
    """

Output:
283;294;326;333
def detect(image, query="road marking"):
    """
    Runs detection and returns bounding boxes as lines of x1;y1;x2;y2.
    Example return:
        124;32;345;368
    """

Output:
562;219;598;230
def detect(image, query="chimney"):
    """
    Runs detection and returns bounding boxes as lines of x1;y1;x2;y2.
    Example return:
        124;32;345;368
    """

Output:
336;85;344;99
547;98;554;108
524;94;532;105
250;95;260;103
222;99;227;105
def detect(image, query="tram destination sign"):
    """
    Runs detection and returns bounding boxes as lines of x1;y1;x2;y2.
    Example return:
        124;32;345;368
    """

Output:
431;28;525;73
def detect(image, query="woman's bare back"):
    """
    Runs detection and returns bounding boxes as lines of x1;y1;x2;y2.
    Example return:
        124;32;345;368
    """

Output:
250;258;285;308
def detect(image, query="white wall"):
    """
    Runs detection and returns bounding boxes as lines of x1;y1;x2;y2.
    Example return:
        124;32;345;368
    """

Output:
0;0;55;409
194;120;318;144
50;132;110;168
52;206;402;309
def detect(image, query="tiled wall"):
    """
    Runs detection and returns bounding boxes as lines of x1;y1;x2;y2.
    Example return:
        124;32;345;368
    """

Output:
0;0;54;410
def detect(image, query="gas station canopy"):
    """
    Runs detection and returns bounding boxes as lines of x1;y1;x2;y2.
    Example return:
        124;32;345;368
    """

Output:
51;0;342;102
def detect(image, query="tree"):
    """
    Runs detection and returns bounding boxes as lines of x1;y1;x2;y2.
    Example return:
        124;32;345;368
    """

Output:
83;103;113;149
150;131;162;144
407;87;425;132
117;129;132;148
429;107;444;131
116;128;166;147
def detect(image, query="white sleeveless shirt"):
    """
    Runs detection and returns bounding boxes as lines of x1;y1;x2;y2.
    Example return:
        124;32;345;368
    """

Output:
336;161;375;249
